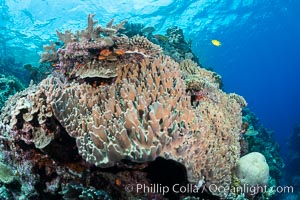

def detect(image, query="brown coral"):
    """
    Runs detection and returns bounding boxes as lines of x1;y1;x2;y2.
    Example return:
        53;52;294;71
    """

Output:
40;41;58;63
0;15;246;198
0;82;59;149
129;35;163;57
180;59;222;88
2;56;243;197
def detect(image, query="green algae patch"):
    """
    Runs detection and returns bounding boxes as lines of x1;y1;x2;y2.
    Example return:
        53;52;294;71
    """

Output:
0;162;15;184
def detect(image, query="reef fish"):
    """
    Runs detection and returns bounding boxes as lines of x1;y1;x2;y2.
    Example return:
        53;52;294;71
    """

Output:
211;39;221;47
154;34;169;42
142;26;155;34
100;49;112;56
114;49;125;55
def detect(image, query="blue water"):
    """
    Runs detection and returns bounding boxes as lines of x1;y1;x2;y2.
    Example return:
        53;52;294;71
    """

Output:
192;0;300;155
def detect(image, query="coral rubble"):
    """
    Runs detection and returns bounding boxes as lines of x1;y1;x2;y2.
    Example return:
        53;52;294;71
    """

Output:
0;14;281;200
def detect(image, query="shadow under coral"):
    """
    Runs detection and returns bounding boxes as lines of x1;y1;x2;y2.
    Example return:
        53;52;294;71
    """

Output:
6;118;217;200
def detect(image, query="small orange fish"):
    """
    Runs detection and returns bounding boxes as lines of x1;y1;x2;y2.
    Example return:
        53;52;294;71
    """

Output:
92;81;97;88
115;178;121;186
195;95;202;101
98;55;106;60
52;63;59;68
114;49;125;56
99;49;112;57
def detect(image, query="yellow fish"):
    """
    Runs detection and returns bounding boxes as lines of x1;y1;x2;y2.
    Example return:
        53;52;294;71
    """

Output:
211;39;221;47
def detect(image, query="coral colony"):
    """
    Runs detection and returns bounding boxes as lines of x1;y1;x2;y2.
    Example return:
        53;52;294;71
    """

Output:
0;14;274;199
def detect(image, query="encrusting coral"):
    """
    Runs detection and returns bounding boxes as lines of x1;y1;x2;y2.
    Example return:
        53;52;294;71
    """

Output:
0;14;246;198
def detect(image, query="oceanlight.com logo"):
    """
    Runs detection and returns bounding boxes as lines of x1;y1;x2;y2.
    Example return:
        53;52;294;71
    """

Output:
209;184;294;196
124;183;294;196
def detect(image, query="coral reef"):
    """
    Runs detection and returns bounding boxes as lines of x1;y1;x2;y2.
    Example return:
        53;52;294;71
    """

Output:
0;73;25;110
60;183;112;200
119;22;146;38
0;14;246;199
0;56;30;84
119;21;200;65
151;26;199;64
238;108;284;200
241;108;284;182
0;56;29;111
179;59;223;88
23;63;52;84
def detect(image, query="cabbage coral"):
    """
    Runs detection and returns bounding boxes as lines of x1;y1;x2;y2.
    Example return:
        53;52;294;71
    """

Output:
0;14;246;198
